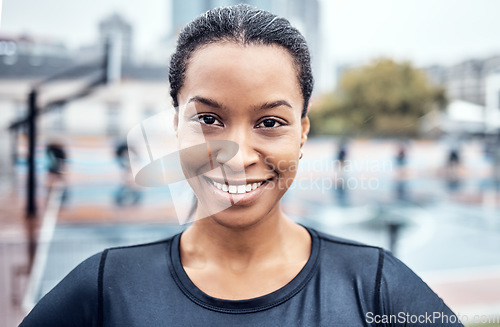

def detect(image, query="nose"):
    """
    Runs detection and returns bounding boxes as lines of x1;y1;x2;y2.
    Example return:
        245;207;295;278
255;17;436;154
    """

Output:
214;128;259;173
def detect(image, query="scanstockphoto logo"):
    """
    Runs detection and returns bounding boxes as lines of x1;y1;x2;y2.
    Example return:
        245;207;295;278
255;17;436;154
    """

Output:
365;311;500;325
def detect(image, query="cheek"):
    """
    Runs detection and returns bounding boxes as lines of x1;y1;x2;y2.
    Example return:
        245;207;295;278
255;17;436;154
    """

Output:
276;158;300;176
263;147;300;176
177;120;206;147
260;128;302;169
176;122;211;177
271;156;300;191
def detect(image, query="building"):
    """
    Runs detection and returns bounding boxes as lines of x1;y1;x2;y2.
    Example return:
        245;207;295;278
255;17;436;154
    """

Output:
485;68;500;133
424;55;500;106
421;55;500;136
70;13;135;64
99;13;134;64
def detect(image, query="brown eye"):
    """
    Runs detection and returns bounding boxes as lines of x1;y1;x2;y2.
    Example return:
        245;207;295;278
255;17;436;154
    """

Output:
203;116;216;124
198;115;222;126
263;119;276;127
257;118;283;128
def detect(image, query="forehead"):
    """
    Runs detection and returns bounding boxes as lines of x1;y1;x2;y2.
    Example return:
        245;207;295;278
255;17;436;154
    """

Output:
178;42;302;109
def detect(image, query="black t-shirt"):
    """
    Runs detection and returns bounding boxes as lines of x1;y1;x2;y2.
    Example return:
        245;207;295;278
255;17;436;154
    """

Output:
20;227;463;326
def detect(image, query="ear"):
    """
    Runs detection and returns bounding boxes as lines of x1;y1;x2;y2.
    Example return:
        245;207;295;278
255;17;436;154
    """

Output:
300;106;311;148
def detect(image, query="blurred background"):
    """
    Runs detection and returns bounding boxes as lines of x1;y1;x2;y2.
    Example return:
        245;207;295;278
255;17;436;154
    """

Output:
1;0;500;326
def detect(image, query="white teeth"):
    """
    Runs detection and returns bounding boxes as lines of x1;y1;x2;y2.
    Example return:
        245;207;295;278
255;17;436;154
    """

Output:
212;180;265;194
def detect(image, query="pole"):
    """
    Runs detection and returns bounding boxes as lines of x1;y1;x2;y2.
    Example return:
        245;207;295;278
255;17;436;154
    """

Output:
20;36;116;218
27;89;38;219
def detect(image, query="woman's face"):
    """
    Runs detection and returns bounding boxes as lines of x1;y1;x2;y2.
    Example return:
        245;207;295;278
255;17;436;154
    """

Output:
175;42;309;228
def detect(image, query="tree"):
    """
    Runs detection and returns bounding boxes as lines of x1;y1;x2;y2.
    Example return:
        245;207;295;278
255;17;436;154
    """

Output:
309;58;447;137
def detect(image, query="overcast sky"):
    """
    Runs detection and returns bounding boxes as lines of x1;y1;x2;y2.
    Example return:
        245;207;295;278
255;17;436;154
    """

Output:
322;0;500;66
1;0;500;67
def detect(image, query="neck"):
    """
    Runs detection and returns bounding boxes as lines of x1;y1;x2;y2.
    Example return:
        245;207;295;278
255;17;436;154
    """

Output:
181;206;304;271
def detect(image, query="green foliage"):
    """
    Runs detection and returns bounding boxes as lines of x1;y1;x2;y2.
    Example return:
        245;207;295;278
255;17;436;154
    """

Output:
310;58;447;137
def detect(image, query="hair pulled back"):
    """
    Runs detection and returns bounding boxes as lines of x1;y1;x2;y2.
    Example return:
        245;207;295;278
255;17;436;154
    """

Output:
169;4;313;117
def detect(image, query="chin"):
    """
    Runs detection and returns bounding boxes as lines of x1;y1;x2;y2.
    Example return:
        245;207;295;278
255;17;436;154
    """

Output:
200;204;275;230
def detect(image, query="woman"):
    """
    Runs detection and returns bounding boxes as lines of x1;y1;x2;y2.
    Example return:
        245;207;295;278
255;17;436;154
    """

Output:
20;5;463;326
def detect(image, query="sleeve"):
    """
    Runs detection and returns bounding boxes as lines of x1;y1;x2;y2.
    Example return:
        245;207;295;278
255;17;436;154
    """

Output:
19;251;103;327
377;250;464;327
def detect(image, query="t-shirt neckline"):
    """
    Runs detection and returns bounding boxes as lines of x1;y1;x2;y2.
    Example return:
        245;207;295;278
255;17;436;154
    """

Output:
168;225;320;313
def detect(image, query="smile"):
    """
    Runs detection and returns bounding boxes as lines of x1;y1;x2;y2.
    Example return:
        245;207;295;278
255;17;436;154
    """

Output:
211;180;266;194
202;175;273;195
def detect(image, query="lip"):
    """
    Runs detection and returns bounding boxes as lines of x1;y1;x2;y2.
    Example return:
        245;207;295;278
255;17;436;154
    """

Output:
203;176;274;185
200;175;275;206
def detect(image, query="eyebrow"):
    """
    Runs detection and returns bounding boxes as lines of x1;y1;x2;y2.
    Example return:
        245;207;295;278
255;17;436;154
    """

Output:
187;96;226;110
253;100;293;112
187;96;293;112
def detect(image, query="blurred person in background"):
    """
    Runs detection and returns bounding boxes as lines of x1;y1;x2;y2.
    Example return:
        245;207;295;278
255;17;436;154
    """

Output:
395;142;407;173
333;138;349;205
445;139;462;193
394;142;409;202
336;138;348;169
45;138;68;204
20;5;463;326
46;140;66;183
447;141;461;174
114;140;142;206
115;140;131;177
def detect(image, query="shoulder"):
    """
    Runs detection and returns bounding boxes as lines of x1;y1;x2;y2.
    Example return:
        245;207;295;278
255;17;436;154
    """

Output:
20;252;103;327
309;227;384;298
100;235;177;277
103;236;174;261
309;229;462;325
312;228;428;291
314;228;381;251
312;228;384;271
377;252;462;324
378;249;438;300
20;235;179;327
96;234;181;293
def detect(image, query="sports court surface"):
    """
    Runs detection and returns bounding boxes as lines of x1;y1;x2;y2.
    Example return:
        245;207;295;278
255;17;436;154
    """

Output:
2;136;499;326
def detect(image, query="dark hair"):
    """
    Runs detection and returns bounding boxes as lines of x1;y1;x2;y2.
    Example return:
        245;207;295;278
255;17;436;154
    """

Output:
169;4;313;118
